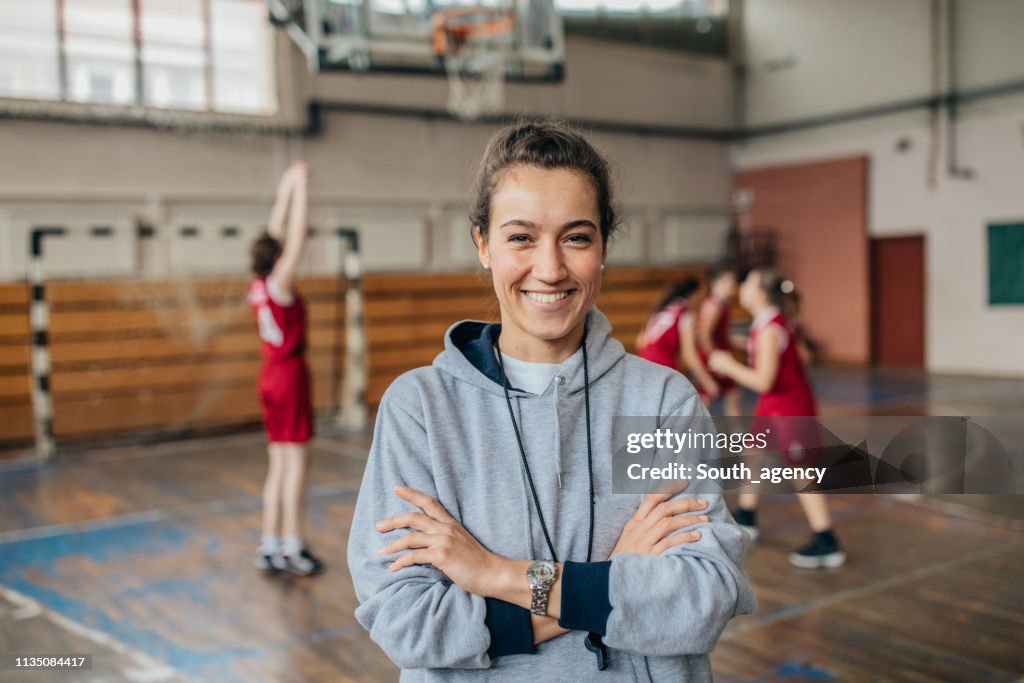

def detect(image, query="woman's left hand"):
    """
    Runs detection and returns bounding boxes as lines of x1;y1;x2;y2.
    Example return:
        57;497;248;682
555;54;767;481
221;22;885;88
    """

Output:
707;350;733;374
376;485;502;597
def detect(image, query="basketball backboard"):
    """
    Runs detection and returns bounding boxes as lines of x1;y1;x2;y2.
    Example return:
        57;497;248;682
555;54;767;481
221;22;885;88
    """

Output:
267;0;564;82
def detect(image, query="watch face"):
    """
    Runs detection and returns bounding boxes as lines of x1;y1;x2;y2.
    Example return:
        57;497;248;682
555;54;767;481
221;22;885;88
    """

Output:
527;561;556;585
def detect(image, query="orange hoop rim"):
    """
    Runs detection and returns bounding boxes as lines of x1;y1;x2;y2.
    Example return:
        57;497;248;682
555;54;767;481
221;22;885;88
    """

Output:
430;7;517;57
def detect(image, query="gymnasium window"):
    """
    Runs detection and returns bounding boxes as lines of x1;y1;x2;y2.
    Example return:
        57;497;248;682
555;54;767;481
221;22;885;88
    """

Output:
0;1;61;100
0;0;275;115
555;0;730;56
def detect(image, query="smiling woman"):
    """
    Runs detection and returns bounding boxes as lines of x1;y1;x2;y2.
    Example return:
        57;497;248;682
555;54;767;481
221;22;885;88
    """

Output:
347;119;755;682
474;149;609;362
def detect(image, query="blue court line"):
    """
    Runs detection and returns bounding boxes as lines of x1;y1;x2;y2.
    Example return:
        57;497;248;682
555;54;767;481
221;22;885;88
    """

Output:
0;455;47;474
776;661;836;680
0;431;361;473
0;490;368;683
0;480;360;545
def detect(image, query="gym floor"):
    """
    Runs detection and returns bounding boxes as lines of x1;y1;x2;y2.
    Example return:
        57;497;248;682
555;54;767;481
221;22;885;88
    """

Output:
2;368;1023;683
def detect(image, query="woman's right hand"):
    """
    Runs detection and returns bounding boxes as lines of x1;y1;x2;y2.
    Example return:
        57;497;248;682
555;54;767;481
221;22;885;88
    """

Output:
612;492;709;556
701;377;721;399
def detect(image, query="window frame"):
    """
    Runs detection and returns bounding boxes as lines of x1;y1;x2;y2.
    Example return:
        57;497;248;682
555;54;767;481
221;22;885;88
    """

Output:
0;0;280;122
555;0;730;57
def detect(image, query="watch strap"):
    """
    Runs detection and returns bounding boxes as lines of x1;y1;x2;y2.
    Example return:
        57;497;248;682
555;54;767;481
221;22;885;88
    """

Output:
530;584;551;616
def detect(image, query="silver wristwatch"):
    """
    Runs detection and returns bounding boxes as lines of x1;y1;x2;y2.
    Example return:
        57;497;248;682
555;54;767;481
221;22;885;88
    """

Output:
526;560;558;616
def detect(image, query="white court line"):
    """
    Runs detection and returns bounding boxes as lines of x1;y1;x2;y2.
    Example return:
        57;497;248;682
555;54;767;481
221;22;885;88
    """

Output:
0;584;195;683
722;539;1020;636
311;436;370;461
0;480;360;545
823;377;1022;411
0;431;366;480
910;495;1024;532
59;431;267;465
0;432;366;473
0;432;267;473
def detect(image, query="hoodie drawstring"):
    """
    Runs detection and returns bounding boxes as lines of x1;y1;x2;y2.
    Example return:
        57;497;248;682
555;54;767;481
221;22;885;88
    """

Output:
512;395;536;557
553;378;563;488
495;328;608;671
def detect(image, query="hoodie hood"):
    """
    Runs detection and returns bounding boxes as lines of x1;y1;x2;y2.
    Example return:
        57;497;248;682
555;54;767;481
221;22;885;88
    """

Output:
434;307;627;397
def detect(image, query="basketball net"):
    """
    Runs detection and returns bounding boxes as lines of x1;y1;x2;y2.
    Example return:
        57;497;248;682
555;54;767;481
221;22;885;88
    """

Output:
433;8;516;121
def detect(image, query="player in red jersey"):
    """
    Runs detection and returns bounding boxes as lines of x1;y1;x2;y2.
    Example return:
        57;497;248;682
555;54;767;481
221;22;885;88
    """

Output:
709;268;845;569
636;278;720;401
248;161;324;576
697;266;741;416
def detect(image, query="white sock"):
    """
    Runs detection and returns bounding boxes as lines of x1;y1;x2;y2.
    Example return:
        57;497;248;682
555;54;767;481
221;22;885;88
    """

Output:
281;536;303;557
260;534;280;555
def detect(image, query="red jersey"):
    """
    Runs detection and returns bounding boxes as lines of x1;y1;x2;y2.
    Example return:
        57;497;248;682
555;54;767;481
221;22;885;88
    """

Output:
248;276;307;364
638;300;692;370
747;307;817;417
249;276;313;443
697;295;736;396
702;295;731;352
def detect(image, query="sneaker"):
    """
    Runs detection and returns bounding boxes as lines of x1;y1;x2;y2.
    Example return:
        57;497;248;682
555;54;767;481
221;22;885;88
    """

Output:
788;531;846;569
734;508;760;542
253;551;282;572
279;548;325;576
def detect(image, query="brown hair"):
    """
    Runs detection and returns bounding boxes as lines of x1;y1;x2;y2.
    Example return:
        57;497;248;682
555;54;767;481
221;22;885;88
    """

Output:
250;233;282;277
707;263;736;287
749;267;787;308
655;277;701;313
469;119;620;244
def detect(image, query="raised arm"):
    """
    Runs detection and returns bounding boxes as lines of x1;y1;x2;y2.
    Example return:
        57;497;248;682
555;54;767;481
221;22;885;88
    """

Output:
267;166;297;240
269;162;310;295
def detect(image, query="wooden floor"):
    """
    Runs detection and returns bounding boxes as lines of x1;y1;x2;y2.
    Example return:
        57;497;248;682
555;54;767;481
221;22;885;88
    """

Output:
1;368;1022;682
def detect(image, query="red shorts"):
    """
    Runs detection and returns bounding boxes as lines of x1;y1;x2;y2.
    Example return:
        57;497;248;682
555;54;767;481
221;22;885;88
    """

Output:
259;358;313;444
749;413;821;467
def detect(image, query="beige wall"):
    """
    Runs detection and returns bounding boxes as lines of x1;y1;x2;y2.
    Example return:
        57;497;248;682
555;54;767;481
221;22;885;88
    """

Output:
742;0;932;127
0;29;735;281
741;0;1024;128
313;35;733;129
733;0;1024;377
0;114;731;280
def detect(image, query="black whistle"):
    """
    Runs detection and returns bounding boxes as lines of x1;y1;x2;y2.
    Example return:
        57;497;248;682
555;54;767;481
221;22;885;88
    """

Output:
584;632;608;671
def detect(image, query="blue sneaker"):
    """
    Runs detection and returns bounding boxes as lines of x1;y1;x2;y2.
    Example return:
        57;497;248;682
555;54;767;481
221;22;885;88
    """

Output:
788;531;846;569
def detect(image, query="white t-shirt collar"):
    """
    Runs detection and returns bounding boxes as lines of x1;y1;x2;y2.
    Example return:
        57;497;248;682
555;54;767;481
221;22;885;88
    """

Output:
496;347;582;395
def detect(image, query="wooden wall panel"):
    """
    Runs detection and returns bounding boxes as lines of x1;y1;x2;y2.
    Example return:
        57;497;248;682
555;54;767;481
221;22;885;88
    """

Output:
0;283;31;444
0;267;712;449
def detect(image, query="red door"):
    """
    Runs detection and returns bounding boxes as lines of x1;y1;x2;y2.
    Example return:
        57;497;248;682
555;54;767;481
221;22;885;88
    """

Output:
871;235;925;367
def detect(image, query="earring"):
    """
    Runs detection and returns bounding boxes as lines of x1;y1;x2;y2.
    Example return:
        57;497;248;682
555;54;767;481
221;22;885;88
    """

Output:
483;263;490;270
600;264;605;270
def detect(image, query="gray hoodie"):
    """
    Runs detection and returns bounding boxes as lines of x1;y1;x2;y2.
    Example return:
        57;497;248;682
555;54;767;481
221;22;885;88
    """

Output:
348;307;757;681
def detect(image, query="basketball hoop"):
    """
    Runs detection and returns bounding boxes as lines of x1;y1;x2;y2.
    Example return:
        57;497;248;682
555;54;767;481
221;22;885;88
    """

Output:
431;7;516;121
